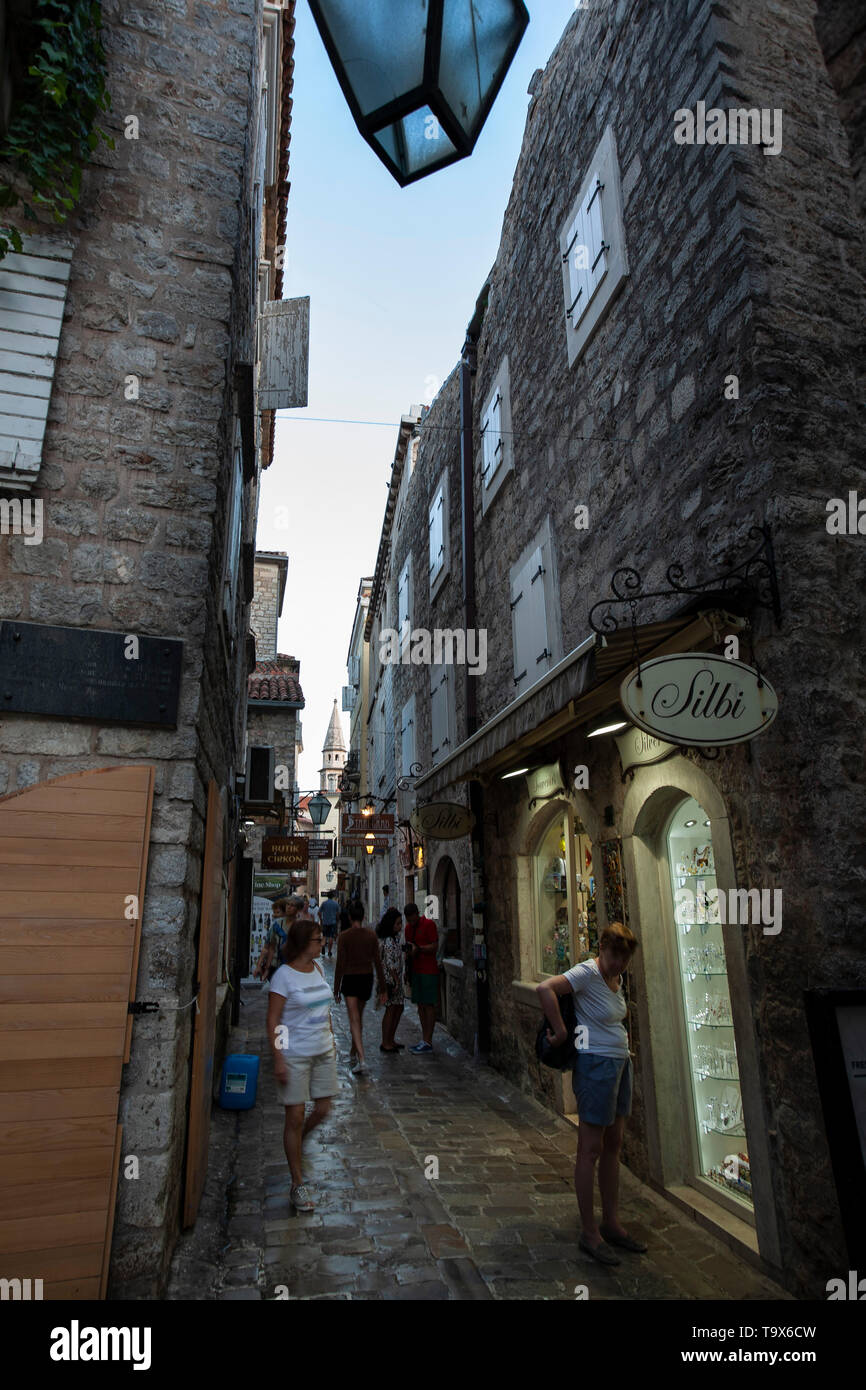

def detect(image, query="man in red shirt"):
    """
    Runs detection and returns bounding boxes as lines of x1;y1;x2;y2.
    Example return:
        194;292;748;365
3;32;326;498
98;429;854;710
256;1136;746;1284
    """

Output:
404;902;439;1053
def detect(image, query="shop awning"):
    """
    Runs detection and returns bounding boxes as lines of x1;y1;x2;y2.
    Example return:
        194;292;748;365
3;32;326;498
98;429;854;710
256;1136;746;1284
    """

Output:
414;612;717;796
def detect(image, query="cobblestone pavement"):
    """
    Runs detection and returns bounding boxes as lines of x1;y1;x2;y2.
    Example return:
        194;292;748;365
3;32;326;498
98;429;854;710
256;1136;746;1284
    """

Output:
167;965;790;1301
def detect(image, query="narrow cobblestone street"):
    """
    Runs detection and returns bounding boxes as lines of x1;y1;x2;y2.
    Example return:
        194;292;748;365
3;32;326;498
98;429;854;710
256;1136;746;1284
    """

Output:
167;966;789;1302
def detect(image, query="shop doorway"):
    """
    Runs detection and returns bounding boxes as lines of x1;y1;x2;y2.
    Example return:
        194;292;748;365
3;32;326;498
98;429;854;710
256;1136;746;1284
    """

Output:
0;765;154;1298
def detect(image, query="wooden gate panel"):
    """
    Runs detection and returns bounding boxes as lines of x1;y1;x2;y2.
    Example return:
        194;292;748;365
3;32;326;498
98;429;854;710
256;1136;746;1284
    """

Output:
0;765;154;1298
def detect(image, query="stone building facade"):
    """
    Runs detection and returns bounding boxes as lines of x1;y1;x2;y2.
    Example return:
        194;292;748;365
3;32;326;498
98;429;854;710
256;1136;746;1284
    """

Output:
0;1;303;1297
361;0;865;1297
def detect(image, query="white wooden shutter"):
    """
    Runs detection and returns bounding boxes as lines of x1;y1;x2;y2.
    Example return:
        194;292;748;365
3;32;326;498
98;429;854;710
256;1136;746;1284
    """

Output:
583;172;608;302
0;234;72;487
258;296;310;410
398;556;411;638
511;546;551;696
481;390;504;487
401;695;416;777
429;486;444;584
431;665;449;764
563;207;591;330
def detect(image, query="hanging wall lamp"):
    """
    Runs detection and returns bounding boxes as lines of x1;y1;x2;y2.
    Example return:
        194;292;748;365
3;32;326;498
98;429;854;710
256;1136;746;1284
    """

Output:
307;0;530;186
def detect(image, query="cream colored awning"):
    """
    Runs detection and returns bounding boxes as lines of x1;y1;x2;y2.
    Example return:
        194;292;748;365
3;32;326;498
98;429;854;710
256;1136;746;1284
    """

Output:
414;613;716;796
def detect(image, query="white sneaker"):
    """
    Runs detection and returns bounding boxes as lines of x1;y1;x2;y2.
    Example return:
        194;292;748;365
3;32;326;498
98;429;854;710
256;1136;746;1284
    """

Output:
290;1184;315;1212
351;1061;366;1075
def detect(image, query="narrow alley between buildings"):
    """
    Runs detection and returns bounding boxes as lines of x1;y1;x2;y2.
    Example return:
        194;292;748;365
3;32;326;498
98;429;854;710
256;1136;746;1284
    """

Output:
167;969;788;1302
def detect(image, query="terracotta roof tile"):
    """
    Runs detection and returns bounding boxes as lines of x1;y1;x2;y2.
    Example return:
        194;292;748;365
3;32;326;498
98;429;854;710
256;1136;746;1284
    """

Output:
248;655;304;704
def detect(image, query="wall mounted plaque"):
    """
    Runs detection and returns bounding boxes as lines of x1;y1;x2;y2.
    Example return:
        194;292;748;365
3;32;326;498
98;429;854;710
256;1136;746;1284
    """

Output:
0;621;182;726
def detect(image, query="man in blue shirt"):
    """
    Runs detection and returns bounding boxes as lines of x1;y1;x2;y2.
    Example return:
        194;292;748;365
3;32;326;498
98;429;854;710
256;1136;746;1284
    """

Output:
319;893;340;958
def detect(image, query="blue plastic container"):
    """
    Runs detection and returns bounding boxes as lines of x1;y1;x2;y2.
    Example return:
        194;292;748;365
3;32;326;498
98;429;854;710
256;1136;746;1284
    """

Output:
218;1054;260;1110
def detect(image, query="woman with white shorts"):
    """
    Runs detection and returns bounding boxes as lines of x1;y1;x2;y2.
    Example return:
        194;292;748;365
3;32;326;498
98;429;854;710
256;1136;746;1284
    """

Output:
266;917;338;1212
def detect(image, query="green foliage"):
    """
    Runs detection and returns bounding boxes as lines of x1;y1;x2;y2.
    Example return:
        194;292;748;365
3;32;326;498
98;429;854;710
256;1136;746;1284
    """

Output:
0;0;113;259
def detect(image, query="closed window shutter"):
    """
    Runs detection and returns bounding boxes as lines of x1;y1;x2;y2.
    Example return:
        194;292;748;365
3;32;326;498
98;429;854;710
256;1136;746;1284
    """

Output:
431;665;448;764
429;487;444;582
398;560;410;636
0;235;73;486
511;547;550;695
563;207;591;329
401;695;416;776
583;172;608;303
481;391;504;486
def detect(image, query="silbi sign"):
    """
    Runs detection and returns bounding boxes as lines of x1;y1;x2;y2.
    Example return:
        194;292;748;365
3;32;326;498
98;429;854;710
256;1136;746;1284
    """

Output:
620;653;778;748
410;802;475;840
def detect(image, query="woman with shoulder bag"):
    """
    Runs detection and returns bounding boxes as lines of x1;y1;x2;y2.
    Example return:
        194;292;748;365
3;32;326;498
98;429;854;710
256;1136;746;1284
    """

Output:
536;920;647;1266
266;917;337;1213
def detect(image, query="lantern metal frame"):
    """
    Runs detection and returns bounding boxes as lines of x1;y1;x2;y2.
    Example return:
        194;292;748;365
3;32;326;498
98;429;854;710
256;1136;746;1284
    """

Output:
307;0;530;187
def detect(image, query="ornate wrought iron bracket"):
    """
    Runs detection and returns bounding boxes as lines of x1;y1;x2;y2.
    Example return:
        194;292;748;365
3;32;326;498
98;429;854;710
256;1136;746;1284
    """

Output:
589;525;782;636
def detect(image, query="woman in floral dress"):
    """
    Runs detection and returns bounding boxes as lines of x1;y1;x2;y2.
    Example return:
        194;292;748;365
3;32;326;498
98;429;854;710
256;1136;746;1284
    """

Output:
376;907;405;1052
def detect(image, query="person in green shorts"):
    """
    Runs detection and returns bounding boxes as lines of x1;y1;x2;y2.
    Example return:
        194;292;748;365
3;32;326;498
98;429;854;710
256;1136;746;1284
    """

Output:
404;902;439;1053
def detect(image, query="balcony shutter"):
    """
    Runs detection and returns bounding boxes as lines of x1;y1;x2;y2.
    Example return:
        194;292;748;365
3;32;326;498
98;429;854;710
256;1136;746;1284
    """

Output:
258;296;310;410
0;234;73;489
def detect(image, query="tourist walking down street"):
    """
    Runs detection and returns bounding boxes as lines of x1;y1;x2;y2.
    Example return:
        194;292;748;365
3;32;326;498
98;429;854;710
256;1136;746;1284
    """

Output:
308;897;320;924
404;902;439;1054
333;901;387;1075
266;918;337;1213
253;893;305;981
319;893;339;958
536;920;647;1266
376;907;406;1052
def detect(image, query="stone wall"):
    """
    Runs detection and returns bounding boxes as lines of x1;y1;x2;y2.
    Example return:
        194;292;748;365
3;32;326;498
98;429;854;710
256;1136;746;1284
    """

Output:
0;0;266;1297
251;560;280;659
384;0;864;1296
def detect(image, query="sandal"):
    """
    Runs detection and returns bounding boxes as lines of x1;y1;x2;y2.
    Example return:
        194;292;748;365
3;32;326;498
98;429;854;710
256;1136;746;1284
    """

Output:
578;1235;620;1266
599;1224;647;1253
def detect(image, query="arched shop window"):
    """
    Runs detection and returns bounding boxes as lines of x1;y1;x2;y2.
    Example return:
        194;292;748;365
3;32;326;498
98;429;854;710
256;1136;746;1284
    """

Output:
536;809;598;975
667;795;752;1209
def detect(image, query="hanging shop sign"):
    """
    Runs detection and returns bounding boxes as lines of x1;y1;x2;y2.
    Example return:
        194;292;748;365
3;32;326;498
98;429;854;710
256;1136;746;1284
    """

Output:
332;857;357;873
341;812;394;836
307;839;332;860
410;802;475;840
614;725;678;776
261;836;309;871
620;654;778;748
525;762;565;805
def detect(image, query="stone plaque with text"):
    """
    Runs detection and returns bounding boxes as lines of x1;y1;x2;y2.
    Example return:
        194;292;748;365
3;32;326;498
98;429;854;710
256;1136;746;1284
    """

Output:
0;621;183;726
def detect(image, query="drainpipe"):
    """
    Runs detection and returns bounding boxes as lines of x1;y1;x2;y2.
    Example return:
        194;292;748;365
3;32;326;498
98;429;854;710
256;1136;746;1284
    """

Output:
460;285;490;1056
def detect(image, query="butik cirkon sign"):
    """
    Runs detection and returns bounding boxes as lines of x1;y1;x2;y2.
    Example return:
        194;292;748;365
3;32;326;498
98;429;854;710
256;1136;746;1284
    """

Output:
620;654;778;747
410;802;475;840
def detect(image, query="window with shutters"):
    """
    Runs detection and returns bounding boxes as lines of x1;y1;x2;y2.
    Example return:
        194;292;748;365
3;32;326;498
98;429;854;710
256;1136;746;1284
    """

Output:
559;124;629;369
398;554;412;649
509;518;563;699
0;233;73;491
428;471;449;600
480;355;514;515
401;694;417;777
221;420;245;635
430;664;453;766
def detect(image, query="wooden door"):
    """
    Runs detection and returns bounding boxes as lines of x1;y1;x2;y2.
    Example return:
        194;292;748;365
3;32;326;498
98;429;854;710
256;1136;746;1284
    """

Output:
0;765;154;1299
182;780;223;1227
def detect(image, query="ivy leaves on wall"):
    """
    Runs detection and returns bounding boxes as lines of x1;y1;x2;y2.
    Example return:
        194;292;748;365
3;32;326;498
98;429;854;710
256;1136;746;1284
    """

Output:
0;0;113;259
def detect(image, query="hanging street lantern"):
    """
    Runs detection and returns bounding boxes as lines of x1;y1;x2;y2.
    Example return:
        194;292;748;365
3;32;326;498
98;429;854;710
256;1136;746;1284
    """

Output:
307;791;333;827
307;0;530;187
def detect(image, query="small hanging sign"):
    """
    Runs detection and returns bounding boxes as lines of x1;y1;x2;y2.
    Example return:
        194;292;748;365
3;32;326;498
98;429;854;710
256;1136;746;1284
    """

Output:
614;725;678;776
620;654;778;747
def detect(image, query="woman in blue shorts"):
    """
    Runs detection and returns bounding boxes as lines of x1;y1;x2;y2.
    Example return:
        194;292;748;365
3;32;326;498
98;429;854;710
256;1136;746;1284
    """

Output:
537;920;647;1266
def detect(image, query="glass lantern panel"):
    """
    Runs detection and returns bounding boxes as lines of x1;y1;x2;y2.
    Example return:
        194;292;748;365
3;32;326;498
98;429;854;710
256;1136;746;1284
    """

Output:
372;106;458;179
439;0;523;137
315;0;430;116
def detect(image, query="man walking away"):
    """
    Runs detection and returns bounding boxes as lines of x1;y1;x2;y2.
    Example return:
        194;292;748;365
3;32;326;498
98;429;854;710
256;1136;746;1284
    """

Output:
404;902;439;1054
319;892;339;958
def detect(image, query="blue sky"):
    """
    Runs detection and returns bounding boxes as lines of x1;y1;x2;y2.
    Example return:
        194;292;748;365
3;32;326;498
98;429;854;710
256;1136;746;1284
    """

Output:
258;2;576;788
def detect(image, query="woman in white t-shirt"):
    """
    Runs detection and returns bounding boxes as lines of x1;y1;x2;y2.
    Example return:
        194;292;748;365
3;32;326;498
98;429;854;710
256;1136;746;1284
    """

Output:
266;917;337;1212
536;920;647;1266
